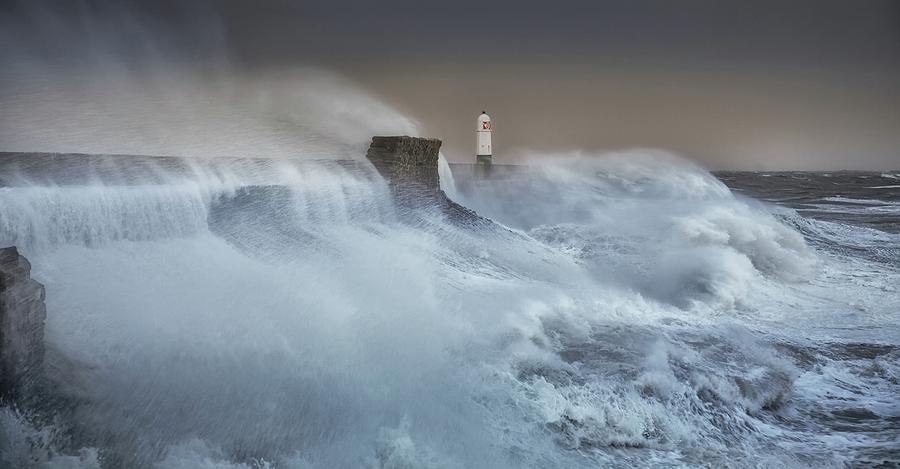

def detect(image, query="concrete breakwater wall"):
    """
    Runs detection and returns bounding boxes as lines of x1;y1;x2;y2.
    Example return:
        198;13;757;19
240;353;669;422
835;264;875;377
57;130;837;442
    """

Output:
447;162;531;199
364;136;490;225
0;139;525;193
365;136;443;208
0;151;374;187
0;136;491;413
447;162;530;181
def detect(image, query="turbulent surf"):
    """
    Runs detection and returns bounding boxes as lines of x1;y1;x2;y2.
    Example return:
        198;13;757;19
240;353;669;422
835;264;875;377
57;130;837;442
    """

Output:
1;142;898;468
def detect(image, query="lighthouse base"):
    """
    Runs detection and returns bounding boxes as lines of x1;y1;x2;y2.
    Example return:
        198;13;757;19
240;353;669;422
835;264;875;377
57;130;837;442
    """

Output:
476;154;492;165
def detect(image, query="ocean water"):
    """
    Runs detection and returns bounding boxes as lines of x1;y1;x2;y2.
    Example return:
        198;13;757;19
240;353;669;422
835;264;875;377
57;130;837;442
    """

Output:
1;151;897;468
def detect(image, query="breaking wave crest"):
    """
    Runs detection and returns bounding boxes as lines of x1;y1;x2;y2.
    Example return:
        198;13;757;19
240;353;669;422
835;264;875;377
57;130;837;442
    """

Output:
452;151;817;309
4;144;896;468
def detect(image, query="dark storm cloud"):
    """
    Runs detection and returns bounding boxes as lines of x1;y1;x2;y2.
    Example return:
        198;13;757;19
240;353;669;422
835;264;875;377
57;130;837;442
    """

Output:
16;0;893;68
210;0;900;67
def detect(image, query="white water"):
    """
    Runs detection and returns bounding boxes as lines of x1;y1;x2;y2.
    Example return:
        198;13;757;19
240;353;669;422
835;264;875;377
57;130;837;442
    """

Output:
2;147;898;468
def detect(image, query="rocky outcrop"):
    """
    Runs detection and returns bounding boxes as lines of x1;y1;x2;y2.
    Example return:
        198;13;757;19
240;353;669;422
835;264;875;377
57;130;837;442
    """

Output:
0;246;46;402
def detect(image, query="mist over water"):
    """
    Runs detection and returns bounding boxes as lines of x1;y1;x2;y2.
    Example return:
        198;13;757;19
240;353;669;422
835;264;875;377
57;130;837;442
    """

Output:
1;67;419;160
2;2;899;468
0;1;418;160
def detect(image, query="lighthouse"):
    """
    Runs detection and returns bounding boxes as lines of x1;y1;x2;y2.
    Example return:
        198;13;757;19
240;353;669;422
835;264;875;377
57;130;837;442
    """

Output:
476;111;492;164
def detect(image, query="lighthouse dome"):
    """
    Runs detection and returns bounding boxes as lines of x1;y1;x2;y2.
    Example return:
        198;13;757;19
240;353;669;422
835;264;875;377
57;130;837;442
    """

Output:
477;112;492;131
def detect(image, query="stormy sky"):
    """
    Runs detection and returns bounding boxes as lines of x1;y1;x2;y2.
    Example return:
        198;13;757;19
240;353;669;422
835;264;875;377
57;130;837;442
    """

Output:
2;0;899;169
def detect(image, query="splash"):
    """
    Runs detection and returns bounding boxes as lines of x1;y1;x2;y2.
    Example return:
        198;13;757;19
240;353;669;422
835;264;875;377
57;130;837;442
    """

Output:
0;68;418;159
0;2;418;159
453;150;817;308
3;147;896;468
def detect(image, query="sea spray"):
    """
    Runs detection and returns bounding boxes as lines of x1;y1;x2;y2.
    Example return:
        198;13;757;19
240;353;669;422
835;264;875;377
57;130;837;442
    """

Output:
2;152;898;468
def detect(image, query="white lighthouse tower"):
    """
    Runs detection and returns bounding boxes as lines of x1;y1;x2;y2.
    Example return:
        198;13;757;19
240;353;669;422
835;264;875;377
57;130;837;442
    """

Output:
476;111;492;164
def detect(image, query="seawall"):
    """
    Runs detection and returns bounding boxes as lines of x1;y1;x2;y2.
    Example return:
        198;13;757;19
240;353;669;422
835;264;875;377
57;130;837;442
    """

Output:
364;136;489;225
0;137;487;411
0;151;372;187
447;162;531;198
365;136;443;207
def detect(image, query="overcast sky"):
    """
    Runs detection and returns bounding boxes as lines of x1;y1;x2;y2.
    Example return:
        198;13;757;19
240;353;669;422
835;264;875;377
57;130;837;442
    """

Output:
2;0;899;169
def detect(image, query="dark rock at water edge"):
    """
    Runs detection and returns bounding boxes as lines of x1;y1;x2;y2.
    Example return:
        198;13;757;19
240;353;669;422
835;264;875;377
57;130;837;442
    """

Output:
0;246;47;403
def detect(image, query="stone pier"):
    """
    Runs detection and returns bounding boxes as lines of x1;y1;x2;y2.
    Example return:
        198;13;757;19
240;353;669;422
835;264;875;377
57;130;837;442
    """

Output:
365;136;444;208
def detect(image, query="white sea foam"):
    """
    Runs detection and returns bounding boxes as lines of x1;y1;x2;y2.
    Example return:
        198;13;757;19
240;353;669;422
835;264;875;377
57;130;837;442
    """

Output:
2;130;896;469
822;196;899;205
452;151;818;310
3;149;898;467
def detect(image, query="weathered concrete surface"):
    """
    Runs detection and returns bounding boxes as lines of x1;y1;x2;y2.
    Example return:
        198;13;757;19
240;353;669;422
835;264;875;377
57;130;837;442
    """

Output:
365;136;444;207
366;136;442;169
364;136;495;228
0;246;46;402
